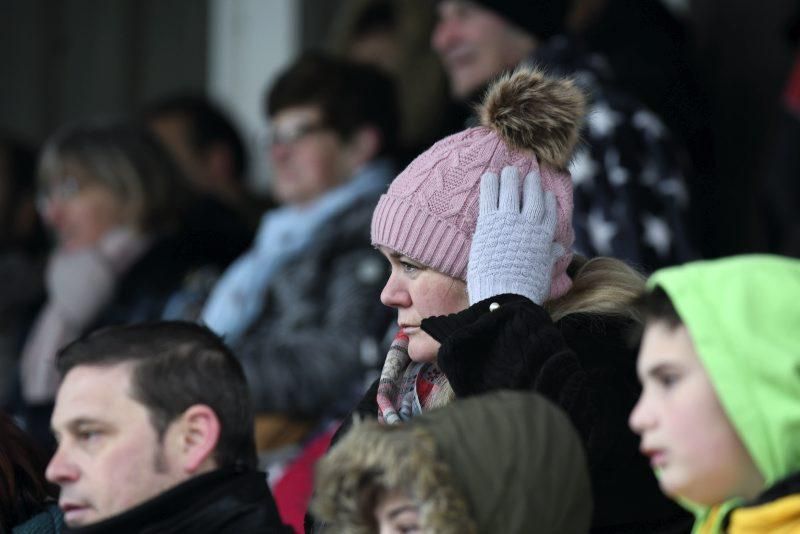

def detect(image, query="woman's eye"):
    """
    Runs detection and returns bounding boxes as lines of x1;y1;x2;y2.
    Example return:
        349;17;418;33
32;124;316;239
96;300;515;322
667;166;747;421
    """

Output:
400;261;418;273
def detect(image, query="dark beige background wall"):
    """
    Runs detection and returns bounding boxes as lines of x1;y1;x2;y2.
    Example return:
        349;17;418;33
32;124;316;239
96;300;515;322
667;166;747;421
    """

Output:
0;0;207;142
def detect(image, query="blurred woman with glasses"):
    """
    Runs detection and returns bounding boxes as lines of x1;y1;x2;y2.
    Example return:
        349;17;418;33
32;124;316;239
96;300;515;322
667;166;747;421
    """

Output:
17;120;208;446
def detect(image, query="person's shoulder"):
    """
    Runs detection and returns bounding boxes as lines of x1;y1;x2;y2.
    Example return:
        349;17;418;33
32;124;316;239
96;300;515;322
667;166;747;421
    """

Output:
11;503;64;534
556;312;639;367
303;193;384;261
557;311;635;335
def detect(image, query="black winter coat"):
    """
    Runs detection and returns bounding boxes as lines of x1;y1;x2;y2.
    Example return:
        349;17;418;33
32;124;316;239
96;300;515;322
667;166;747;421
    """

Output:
62;469;291;534
332;295;692;534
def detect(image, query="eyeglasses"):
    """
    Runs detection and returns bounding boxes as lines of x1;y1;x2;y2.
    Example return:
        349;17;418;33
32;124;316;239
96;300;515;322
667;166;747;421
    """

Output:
36;176;82;212
267;121;330;147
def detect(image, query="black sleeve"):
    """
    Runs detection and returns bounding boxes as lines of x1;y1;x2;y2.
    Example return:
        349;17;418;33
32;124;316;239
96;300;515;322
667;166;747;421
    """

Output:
421;295;596;440
327;378;380;450
422;295;579;394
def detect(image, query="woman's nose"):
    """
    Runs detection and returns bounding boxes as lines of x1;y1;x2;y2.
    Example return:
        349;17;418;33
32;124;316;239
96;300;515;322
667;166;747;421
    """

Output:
380;271;411;309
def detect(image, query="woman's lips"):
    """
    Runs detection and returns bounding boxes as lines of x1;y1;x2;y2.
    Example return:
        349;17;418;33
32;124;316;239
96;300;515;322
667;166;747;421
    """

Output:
399;324;420;335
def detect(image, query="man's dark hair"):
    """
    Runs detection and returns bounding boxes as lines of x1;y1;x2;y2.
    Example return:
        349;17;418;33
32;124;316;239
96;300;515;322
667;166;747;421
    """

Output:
265;52;399;159
143;94;248;182
56;321;257;470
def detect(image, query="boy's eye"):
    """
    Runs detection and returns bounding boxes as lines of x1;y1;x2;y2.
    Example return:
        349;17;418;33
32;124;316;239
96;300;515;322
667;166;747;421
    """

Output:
657;373;681;389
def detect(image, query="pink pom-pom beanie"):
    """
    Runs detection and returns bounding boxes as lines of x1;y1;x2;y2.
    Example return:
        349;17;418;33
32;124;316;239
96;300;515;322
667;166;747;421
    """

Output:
371;68;587;300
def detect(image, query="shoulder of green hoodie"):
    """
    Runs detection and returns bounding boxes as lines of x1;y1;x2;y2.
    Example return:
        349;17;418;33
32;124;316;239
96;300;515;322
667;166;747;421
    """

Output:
648;254;800;532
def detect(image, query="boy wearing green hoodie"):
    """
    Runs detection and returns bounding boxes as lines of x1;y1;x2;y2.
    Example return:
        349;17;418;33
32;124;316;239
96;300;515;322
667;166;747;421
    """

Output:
629;254;800;533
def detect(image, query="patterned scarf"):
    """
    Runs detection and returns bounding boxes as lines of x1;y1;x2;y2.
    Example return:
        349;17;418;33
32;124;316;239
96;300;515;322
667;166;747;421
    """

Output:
376;331;451;424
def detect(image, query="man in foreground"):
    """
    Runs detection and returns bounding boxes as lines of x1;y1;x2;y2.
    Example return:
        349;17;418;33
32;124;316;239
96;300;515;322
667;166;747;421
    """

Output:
46;321;291;533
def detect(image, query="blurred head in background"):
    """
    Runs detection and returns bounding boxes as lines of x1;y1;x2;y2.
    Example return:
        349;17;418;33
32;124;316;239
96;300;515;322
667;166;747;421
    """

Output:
431;0;566;100
144;94;250;209
37;120;187;252
264;52;399;206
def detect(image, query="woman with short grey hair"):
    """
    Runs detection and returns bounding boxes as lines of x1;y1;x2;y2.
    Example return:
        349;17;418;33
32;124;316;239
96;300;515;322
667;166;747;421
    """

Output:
19;120;199;421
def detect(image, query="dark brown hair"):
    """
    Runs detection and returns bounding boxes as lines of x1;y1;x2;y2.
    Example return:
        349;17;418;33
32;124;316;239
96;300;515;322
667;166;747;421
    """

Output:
628;286;685;346
0;412;56;531
634;286;684;329
56;321;257;470
265;52;399;158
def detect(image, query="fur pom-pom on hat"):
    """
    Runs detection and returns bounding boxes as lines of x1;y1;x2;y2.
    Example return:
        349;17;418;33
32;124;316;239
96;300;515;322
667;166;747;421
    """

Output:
371;67;583;298
480;67;586;170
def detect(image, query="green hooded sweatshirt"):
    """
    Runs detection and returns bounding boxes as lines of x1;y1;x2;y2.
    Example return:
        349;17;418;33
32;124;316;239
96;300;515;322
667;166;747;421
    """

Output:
648;254;800;533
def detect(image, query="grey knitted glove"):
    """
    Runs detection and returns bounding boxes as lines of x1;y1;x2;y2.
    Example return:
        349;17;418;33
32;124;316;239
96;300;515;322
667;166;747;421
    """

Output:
467;166;562;305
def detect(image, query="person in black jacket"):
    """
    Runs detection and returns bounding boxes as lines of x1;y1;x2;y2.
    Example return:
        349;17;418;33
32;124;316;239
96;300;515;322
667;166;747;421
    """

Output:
326;67;691;532
431;0;695;269
46;321;291;533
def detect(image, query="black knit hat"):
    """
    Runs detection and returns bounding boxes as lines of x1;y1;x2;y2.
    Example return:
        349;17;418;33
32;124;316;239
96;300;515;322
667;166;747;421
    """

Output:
471;0;570;40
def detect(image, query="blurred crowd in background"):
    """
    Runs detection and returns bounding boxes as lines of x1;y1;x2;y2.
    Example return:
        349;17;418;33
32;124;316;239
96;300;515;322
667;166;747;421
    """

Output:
1;1;799;533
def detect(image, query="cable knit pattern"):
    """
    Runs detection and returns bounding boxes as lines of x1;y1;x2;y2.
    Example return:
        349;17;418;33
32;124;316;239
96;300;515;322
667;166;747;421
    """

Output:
468;167;565;304
372;68;587;297
371;126;574;298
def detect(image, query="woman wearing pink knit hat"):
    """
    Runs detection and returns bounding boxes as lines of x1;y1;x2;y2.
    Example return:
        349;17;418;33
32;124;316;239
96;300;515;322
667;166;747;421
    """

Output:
320;67;691;533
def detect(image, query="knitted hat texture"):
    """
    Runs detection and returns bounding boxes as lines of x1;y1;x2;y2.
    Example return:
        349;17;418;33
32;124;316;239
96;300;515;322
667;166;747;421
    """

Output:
371;67;586;299
471;0;569;41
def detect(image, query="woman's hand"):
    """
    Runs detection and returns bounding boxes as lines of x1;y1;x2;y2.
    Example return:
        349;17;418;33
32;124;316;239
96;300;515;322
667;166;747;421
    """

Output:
467;166;562;305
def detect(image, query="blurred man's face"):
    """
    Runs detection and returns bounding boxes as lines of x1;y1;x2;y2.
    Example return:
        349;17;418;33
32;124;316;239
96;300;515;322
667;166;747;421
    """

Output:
46;364;187;527
268;106;354;206
432;1;536;100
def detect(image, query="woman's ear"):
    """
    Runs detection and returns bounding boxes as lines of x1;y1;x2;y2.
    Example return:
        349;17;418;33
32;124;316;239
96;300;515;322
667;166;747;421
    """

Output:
173;404;221;474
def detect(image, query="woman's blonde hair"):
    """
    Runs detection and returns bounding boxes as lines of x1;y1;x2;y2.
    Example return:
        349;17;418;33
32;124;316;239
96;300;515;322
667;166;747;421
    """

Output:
38;119;190;235
431;256;644;409
544;255;646;323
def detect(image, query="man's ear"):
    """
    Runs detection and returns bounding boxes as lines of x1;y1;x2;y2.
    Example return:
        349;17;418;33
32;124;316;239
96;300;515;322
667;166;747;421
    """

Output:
174;404;221;474
346;126;382;168
203;143;236;188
